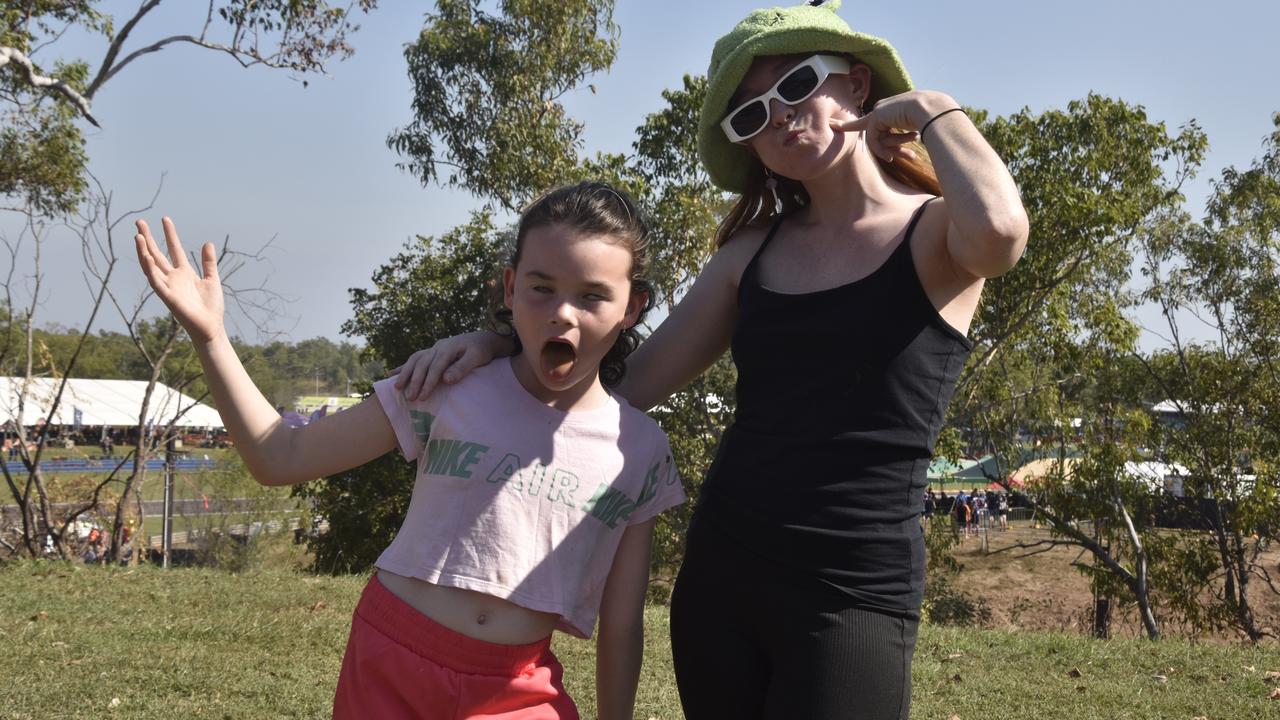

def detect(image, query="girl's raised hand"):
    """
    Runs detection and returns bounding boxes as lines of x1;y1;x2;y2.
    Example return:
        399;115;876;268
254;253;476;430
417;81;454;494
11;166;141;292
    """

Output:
134;218;225;344
832;106;918;165
831;90;958;165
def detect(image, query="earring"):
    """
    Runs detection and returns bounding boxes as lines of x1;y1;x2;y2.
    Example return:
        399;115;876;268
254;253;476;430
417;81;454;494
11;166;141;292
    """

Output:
764;169;782;213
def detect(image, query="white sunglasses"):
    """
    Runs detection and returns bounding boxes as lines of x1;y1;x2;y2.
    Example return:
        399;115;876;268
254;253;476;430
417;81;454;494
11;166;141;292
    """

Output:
720;54;852;143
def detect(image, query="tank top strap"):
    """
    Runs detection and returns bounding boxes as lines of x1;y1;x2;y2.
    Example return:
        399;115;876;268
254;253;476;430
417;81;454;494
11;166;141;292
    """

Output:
739;215;787;292
896;196;940;259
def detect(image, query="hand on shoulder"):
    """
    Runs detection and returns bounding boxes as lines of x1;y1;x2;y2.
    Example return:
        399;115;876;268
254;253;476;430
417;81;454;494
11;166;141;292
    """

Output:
390;331;514;401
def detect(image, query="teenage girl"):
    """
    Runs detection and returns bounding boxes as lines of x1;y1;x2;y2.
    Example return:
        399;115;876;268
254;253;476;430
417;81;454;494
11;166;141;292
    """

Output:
388;2;1027;718
133;182;686;720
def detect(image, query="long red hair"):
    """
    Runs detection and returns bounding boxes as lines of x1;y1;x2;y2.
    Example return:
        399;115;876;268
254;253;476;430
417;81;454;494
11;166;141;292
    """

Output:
713;150;941;248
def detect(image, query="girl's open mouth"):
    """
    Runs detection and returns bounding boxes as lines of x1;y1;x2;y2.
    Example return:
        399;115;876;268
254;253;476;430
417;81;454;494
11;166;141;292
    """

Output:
540;339;578;382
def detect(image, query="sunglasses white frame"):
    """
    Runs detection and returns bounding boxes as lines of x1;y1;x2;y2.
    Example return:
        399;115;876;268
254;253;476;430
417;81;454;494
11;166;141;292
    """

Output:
720;54;852;143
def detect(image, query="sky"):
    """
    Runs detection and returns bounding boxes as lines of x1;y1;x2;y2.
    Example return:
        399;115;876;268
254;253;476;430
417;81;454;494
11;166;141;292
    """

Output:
6;0;1280;351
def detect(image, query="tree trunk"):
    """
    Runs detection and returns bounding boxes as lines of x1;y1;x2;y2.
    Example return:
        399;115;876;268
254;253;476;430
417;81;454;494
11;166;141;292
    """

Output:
109;432;149;563
1228;532;1263;642
2;462;37;555
110;387;157;564
19;483;38;556
1092;595;1111;639
1117;497;1161;640
1134;554;1160;640
30;464;65;559
1206;503;1264;642
109;325;178;564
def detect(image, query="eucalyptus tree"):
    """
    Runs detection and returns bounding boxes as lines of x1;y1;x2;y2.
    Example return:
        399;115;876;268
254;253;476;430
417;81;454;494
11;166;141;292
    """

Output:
387;0;617;212
1133;115;1280;641
949;96;1210;639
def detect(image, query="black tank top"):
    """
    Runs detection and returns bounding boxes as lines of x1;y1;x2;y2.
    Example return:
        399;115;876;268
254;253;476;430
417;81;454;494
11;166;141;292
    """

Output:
698;198;972;617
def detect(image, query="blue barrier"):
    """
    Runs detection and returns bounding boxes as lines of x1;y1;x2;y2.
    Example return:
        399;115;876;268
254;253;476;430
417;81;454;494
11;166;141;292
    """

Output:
1;458;218;474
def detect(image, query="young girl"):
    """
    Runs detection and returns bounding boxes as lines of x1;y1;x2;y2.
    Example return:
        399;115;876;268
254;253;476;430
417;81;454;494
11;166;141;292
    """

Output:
133;181;686;720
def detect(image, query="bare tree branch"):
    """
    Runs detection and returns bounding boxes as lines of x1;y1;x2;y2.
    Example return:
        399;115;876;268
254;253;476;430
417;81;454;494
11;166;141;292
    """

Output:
12;1;374;127
0;46;100;127
84;0;165;100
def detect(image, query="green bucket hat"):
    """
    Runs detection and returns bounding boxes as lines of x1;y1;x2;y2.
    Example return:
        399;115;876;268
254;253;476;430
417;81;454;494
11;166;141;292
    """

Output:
697;0;913;193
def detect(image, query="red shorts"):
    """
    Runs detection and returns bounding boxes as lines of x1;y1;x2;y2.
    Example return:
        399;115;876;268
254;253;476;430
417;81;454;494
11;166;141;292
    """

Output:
332;574;579;720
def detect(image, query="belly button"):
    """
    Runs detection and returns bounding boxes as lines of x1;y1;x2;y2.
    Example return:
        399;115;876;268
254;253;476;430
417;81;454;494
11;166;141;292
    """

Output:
476;613;487;625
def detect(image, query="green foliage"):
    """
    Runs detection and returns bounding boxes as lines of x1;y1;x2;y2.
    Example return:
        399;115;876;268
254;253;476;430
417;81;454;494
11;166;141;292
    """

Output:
630;74;724;300
956;104;1280;641
0;63;89;214
293;452;416;575
342;211;508;367
236;336;382;408
963;95;1205;389
214;0;377;74
7;322;377;412
1125;115;1280;640
953;97;1206;477
388;0;618;210
1;2;110;51
950;96;1223;639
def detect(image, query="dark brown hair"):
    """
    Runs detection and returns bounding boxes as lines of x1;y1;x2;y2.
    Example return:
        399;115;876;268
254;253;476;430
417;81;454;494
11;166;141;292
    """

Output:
713;54;942;248
492;181;655;387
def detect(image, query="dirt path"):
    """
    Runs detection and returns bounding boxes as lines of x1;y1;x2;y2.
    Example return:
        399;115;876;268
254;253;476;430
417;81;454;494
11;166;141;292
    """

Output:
947;525;1280;644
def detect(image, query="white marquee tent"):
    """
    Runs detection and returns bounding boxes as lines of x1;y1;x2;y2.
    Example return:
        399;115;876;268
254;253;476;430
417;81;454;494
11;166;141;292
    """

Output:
1;377;224;429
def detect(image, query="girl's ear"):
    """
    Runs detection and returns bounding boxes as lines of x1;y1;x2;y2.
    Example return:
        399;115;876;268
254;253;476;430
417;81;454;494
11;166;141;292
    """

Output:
502;266;517;310
846;63;872;109
623;288;649;329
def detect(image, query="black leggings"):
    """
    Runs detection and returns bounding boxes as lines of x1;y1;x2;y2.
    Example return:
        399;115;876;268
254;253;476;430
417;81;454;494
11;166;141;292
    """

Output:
670;521;919;720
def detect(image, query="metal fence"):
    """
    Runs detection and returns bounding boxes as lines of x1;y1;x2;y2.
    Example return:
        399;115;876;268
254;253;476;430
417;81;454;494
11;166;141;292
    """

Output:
145;516;323;549
2;457;217;474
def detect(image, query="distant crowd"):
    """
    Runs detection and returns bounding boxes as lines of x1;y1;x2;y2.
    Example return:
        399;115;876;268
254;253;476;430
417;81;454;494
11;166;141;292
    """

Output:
923;488;1012;537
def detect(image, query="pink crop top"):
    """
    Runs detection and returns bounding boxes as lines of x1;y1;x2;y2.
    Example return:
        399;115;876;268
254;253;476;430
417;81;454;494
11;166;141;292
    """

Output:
371;358;686;638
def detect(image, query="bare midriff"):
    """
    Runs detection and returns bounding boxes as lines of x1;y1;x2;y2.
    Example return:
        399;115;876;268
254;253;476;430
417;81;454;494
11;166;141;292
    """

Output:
375;569;561;645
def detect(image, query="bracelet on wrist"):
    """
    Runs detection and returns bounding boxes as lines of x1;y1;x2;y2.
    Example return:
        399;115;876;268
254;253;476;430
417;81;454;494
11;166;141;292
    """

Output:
920;107;966;143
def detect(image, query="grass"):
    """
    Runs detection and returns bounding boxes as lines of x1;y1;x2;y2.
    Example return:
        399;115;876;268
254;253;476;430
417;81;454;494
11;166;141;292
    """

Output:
2;548;1278;719
2;552;351;719
913;628;1279;719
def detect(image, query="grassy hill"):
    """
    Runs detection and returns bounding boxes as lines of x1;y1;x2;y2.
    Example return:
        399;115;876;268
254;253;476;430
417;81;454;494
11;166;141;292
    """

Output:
2;553;1277;719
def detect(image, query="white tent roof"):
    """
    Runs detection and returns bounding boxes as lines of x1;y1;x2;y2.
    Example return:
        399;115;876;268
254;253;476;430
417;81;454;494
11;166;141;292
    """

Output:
1124;461;1189;491
1;377;224;429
